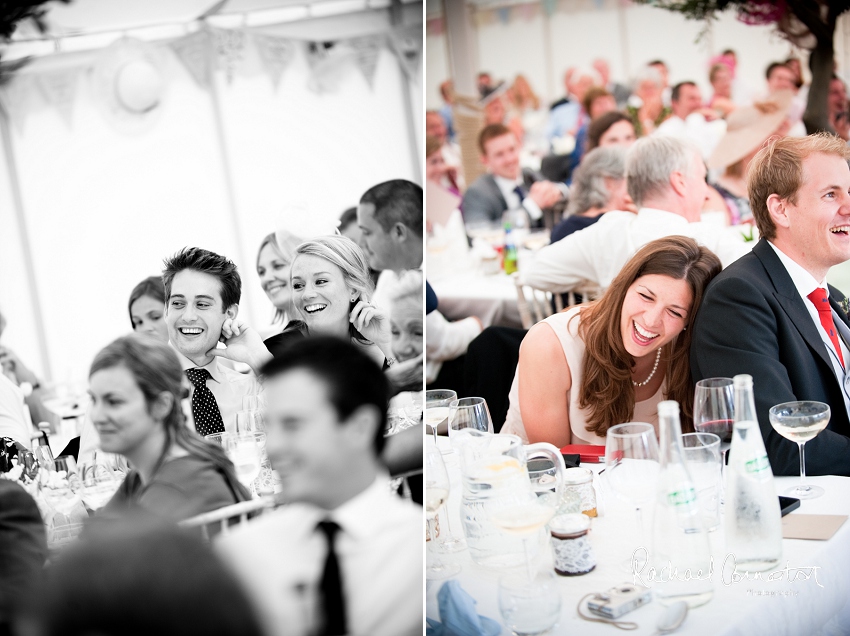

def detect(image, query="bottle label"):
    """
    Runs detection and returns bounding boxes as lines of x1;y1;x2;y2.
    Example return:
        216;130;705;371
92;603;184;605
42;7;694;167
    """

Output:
666;487;696;506
744;455;770;474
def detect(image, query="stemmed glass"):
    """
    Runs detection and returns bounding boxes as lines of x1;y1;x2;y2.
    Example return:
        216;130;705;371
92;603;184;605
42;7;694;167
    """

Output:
425;390;456;446
448;397;494;452
694;377;734;454
604;423;660;568
225;432;264;498
425;439;462;579
769;401;830;499
488;489;555;582
424;390;466;552
80;450;124;511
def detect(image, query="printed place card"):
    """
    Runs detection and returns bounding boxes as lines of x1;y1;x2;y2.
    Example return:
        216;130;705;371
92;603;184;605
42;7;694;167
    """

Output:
781;514;847;540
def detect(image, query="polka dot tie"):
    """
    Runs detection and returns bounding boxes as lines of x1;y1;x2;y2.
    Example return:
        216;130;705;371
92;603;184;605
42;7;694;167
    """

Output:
316;519;346;636
185;368;225;437
807;288;845;368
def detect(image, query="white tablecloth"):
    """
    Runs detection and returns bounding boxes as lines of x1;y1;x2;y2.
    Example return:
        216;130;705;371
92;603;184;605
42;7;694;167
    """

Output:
427;440;850;636
430;271;523;330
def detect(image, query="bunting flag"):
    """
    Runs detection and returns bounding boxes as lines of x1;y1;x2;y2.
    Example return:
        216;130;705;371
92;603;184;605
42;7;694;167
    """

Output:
497;7;511;24
305;42;353;94
426;17;444;37
37;69;79;128
389;24;422;80
212;27;247;84
541;0;559;16
169;30;213;89
252;33;296;90
348;36;382;89
0;74;37;134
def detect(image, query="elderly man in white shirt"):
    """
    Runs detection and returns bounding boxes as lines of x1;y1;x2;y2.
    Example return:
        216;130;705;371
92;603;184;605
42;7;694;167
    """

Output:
217;336;421;636
522;135;751;293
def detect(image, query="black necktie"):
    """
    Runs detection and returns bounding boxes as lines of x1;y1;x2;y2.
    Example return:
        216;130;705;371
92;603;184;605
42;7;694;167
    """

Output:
185;368;225;437
513;185;527;205
317;520;346;636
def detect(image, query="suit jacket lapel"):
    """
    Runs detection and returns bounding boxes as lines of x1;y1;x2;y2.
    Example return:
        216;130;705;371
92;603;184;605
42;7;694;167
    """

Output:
752;240;834;370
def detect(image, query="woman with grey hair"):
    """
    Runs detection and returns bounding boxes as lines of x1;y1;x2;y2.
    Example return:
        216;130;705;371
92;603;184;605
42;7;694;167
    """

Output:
550;146;634;244
263;235;391;367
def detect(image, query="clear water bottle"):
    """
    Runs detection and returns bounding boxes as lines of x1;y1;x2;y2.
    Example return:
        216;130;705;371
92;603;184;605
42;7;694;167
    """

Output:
651;401;714;607
725;374;782;571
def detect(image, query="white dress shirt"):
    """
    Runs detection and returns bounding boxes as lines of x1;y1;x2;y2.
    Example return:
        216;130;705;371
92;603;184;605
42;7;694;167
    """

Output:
654;113;726;161
493;174;543;221
216;475;422;636
425;310;482;384
767;242;850;416
521;208;752;292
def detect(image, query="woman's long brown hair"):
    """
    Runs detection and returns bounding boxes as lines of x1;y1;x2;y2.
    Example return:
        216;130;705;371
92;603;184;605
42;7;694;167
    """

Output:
577;236;721;436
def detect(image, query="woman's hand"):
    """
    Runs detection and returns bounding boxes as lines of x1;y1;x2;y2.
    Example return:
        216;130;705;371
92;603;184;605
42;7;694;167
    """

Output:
349;299;391;350
207;319;272;375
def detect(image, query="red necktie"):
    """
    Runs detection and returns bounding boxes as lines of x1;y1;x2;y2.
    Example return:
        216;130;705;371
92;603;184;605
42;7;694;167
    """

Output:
807;288;845;368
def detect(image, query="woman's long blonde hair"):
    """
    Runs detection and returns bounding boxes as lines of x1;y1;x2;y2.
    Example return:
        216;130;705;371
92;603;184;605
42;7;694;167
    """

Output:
576;236;721;436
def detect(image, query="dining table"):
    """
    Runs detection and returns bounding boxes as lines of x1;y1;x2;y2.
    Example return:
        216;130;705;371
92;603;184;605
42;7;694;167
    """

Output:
426;436;850;636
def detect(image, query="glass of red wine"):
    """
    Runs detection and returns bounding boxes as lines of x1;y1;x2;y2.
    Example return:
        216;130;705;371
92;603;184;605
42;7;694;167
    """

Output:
693;378;734;488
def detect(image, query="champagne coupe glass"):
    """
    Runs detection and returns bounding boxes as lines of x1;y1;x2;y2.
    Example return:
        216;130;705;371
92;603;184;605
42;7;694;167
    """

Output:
425;439;462;579
425;390;456;444
226;432;263;497
604;423;660;568
489;489;556;582
769;401;830;499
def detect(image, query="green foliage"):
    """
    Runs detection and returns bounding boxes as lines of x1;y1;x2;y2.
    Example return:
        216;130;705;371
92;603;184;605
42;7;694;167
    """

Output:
636;1;739;22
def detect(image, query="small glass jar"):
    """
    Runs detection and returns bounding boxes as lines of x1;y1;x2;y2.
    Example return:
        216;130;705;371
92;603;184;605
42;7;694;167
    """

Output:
550;513;596;576
561;466;597;517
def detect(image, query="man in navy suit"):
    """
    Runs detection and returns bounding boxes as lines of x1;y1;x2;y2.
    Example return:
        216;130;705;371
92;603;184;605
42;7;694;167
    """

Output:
692;133;850;476
461;124;566;227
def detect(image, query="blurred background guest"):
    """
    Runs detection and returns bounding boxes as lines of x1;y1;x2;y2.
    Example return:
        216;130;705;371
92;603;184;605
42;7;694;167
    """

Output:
32;519;263;636
477;70;494;98
426;110;465;191
707;61;736;117
550;147;633;244
593;57;632;108
655;81;725;160
128;277;168;343
90;335;250;522
828;74;850;141
438;78;456;141
256;230;303;334
386;270;424;395
707;91;793;226
426;135;462;200
626;64;671;136
586;111;637;151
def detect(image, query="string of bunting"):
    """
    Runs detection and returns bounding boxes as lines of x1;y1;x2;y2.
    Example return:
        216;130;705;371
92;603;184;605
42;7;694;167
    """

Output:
0;23;421;133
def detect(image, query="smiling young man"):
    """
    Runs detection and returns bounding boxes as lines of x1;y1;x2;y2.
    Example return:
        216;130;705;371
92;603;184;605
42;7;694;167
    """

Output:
692;133;850;476
215;336;422;636
161;247;271;436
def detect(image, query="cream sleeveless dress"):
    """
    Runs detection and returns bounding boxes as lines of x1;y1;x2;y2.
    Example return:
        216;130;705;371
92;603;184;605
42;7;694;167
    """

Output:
501;306;664;444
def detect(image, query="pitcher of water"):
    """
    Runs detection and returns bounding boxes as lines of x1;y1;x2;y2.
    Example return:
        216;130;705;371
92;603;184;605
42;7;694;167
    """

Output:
456;430;566;569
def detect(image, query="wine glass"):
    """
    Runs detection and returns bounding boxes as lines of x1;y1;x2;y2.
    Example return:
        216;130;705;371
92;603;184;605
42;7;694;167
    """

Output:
448;397;493;449
694;377;734;451
425;389;457;444
225;432;263;497
604;423;660;568
488;489;555;582
80;450;124;511
769;401;830;499
236;409;264;433
425;439;462;579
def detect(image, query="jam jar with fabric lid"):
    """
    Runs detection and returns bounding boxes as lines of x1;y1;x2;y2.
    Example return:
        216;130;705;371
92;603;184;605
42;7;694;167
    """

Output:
549;513;596;576
561;466;597;517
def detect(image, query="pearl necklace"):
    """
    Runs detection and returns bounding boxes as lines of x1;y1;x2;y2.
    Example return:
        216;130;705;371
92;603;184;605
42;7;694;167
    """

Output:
632;347;662;388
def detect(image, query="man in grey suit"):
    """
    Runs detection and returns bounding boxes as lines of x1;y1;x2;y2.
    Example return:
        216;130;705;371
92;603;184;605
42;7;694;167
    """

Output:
461;123;566;227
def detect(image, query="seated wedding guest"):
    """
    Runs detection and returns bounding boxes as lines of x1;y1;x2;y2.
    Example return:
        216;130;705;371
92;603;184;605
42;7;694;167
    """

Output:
34;519;263;636
256;230;303;333
265;235;392;368
426;281;482;394
0;308;51;428
586;111;637;151
692;133;850;476
426;135;461;199
386;270;423;393
0;479;46;636
163;247;268;435
0;373;35;472
654;81;725;160
563;87;617;176
128;276;168;342
550;146;633;244
90;334;250;521
707;62;736;117
626;65;670;136
217;336;421;636
593;58;632;107
426;110;464;191
503;237;720;446
462;124;565;227
522;136;749;293
706;91;793;225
